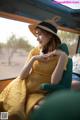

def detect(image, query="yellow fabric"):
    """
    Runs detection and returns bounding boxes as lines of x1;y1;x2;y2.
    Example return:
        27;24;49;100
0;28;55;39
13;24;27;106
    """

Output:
0;47;68;120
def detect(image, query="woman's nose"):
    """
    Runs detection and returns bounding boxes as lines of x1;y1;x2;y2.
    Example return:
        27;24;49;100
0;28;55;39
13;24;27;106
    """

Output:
37;38;40;42
36;35;40;41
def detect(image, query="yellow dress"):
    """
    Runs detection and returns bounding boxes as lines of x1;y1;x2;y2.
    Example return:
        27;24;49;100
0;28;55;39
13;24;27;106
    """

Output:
0;47;68;120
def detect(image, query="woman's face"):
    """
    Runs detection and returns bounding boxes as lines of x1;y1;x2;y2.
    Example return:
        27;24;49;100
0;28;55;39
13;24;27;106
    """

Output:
35;28;53;48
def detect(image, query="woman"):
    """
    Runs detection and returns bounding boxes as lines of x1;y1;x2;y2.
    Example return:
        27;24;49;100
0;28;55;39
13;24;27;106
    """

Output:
0;21;68;120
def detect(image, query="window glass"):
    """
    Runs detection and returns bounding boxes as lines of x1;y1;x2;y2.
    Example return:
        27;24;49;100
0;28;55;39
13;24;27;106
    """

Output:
0;17;79;79
58;30;79;55
0;17;37;80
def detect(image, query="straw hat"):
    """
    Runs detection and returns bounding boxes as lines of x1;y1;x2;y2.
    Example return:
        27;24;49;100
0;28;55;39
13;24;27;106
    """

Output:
28;21;61;43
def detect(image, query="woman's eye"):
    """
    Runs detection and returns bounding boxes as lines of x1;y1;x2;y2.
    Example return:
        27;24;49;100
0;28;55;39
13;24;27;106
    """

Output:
36;33;42;37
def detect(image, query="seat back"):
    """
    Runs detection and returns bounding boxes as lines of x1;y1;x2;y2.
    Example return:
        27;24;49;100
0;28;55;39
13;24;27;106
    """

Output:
59;57;72;89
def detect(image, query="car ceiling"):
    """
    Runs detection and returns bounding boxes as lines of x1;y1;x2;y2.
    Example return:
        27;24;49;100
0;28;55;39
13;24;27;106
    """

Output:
0;0;80;34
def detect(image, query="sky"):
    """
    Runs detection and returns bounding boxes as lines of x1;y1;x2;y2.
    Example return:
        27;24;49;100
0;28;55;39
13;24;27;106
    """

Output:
0;17;38;47
55;0;80;9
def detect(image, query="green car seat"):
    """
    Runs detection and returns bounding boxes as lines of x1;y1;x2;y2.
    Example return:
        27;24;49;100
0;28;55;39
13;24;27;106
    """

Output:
29;90;80;120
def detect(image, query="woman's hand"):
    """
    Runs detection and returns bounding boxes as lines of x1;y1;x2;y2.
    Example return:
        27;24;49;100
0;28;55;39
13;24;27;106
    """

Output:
33;54;50;62
33;49;67;62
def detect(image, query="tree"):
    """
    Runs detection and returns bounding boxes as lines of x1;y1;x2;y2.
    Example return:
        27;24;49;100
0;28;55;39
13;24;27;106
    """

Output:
16;38;32;51
58;30;78;46
58;31;78;55
0;42;5;53
6;34;33;65
0;43;2;53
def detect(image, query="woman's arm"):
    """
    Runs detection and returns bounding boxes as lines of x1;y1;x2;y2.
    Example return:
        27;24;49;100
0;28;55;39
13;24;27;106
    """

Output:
51;50;68;84
19;56;36;79
19;54;50;80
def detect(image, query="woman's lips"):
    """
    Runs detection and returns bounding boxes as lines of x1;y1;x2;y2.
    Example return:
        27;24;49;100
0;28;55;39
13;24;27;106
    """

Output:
39;41;42;44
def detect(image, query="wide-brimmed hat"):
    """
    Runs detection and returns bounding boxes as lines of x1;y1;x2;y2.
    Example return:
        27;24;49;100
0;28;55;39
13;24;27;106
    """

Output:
28;21;61;43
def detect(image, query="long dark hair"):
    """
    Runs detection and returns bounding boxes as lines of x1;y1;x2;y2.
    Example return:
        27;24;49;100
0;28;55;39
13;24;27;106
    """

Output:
42;34;61;54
